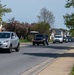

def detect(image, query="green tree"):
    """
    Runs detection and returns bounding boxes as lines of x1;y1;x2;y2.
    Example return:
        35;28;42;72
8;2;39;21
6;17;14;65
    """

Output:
64;0;74;36
70;29;74;37
64;13;74;29
37;7;55;28
33;22;50;35
0;0;11;23
65;0;74;8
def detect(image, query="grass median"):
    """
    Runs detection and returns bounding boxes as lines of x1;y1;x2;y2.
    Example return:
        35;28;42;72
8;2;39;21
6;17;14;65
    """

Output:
70;67;74;75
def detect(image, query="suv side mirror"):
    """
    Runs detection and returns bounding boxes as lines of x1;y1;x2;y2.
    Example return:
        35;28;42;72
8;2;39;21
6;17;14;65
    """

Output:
12;36;15;39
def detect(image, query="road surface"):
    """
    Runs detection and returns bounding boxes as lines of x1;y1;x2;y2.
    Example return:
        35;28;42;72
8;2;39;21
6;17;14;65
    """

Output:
0;42;74;75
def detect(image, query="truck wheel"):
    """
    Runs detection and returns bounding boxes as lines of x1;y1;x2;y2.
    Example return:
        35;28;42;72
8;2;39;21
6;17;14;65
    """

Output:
37;43;39;45
33;42;35;46
43;42;45;45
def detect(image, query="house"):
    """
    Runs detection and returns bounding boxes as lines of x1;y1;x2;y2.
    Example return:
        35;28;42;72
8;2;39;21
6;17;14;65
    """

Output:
0;24;6;32
0;24;2;32
50;28;69;40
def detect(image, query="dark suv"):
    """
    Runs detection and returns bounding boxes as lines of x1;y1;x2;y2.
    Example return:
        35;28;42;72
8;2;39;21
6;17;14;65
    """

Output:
32;34;45;45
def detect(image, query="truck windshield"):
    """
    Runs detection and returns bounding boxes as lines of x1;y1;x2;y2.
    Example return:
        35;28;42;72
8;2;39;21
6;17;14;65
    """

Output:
36;34;44;37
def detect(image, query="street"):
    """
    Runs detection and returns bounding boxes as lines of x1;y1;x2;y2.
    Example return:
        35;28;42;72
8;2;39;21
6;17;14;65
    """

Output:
0;42;74;75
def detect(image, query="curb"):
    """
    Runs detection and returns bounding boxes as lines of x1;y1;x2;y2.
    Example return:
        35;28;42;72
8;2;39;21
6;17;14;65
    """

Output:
20;49;73;75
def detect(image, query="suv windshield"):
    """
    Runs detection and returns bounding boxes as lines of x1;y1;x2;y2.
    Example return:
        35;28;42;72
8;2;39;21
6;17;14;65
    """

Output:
0;33;10;38
55;36;62;38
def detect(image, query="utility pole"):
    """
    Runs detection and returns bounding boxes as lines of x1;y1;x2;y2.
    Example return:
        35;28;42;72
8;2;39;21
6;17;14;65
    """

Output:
0;18;2;32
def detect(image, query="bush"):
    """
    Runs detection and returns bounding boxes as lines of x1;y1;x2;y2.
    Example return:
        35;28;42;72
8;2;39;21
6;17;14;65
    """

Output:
27;35;34;41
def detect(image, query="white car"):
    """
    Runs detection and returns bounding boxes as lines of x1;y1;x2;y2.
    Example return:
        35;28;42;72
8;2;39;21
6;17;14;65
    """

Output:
53;35;63;43
0;31;20;53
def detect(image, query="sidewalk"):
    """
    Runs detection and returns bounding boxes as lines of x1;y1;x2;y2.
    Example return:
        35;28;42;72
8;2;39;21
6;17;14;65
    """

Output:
36;49;74;75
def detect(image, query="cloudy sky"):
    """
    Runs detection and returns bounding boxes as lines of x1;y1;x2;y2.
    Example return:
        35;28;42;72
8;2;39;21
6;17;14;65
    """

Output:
1;0;74;29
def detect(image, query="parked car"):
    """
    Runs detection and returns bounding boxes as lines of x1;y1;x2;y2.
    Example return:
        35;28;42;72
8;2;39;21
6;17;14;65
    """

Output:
53;35;63;43
32;34;46;45
67;36;73;42
72;37;74;42
63;37;68;43
0;31;20;53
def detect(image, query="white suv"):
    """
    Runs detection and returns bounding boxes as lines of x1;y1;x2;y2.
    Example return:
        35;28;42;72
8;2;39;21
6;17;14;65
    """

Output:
53;35;63;43
0;31;20;53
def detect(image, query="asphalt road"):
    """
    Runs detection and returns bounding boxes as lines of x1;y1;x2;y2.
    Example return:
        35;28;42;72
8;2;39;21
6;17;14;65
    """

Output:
0;42;74;75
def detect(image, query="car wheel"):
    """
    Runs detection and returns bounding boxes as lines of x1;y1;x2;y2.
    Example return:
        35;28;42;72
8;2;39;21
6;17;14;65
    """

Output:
15;43;20;52
8;44;12;53
60;42;63;43
53;42;55;43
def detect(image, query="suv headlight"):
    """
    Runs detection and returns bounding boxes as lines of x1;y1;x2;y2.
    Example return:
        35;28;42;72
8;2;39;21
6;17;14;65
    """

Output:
3;40;10;43
43;38;45;40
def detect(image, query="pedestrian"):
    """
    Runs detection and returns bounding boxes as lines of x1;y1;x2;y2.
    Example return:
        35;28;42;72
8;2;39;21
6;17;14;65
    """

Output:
44;34;49;45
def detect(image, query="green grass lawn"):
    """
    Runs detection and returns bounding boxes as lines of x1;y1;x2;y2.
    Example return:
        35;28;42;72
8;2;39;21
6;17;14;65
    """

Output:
70;67;74;75
49;40;53;42
20;39;31;43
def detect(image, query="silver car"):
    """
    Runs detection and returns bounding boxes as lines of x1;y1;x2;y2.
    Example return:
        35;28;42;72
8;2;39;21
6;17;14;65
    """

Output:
0;31;20;53
53;35;63;43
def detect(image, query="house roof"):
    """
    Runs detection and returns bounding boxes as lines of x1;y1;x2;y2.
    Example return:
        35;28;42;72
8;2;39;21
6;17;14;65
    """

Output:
50;28;67;35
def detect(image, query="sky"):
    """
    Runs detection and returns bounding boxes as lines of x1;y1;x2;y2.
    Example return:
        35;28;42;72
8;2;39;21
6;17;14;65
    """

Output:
1;0;74;29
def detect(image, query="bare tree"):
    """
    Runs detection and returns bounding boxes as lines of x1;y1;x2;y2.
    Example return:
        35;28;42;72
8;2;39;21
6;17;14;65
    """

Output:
37;7;55;27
